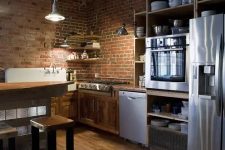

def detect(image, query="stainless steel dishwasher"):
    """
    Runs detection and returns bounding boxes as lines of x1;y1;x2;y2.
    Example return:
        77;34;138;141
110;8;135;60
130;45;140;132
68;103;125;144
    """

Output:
119;91;148;146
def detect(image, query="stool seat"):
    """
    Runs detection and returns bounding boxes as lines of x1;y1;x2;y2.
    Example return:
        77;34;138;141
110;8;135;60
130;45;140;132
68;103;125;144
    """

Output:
30;115;74;150
0;122;17;139
0;122;17;150
30;115;74;131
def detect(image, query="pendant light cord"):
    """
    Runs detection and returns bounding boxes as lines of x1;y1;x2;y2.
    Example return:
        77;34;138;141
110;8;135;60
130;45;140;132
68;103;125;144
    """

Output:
52;0;57;13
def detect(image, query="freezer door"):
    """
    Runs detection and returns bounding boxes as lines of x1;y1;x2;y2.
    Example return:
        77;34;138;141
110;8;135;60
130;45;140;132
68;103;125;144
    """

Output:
190;14;224;64
189;14;224;150
222;14;225;150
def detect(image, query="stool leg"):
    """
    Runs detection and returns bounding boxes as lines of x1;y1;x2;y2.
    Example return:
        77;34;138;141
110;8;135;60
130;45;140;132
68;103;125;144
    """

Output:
0;140;3;150
32;126;39;150
66;127;74;150
8;137;15;150
47;130;56;150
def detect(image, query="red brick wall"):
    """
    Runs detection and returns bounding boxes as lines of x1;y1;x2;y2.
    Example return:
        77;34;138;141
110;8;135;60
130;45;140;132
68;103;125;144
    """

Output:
86;0;145;83
0;0;145;82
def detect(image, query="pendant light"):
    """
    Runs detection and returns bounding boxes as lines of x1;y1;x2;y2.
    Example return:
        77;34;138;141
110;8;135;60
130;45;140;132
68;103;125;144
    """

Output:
45;0;65;22
116;23;128;35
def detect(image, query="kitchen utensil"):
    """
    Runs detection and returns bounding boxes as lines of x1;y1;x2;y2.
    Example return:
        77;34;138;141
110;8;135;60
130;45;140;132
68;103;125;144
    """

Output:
172;106;181;114
171;27;189;34
180;123;188;134
169;0;182;7
151;119;169;127
168;123;181;131
182;0;189;4
182;101;189;108
181;107;188;117
136;27;145;37
153;25;170;36
139;54;145;61
170;19;183;27
201;10;216;17
151;1;168;11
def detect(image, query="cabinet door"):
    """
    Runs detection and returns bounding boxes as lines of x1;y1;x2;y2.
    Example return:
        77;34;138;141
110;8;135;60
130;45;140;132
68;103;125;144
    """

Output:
96;95;118;132
78;92;96;123
51;97;60;116
51;92;78;120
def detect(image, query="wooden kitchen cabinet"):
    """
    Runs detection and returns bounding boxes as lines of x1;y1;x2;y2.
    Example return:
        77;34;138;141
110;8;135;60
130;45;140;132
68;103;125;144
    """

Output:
78;91;119;134
51;91;78;121
78;92;97;124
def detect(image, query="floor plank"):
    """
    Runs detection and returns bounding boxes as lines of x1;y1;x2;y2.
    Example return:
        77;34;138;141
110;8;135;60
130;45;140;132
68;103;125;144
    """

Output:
56;127;148;150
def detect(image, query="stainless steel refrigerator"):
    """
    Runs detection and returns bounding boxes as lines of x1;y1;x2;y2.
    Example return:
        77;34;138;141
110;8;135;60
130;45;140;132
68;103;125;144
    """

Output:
188;14;225;150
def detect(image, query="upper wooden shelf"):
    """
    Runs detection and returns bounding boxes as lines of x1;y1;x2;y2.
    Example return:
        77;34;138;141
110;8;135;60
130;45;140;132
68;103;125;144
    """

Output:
66;58;101;63
148;112;188;123
198;0;225;5
68;47;100;50
135;11;146;16
69;35;101;40
148;3;194;17
135;36;146;40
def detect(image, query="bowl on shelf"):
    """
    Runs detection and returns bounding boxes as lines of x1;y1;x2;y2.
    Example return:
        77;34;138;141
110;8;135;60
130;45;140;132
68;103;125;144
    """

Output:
169;0;182;7
180;123;188;134
153;25;170;36
151;119;169;127
151;1;169;11
182;101;189;108
168;123;181;131
201;10;216;17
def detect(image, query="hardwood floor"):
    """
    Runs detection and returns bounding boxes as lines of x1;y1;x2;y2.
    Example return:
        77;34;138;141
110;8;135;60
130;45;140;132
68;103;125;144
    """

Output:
56;127;148;150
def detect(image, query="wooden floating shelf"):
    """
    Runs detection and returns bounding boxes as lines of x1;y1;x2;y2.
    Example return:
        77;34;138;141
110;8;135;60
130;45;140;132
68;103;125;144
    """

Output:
148;3;194;16
69;35;101;40
135;37;146;40
147;89;189;99
135;61;145;63
148;112;188;123
66;58;101;63
135;11;146;16
69;47;100;50
198;0;225;5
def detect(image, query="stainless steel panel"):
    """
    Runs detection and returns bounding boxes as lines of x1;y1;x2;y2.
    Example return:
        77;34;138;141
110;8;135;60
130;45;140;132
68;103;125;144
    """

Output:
145;47;189;92
190;14;223;63
188;93;221;150
189;14;224;150
37;106;46;116
222;14;225;150
5;109;16;120
0;110;5;121
119;91;148;145
17;108;28;118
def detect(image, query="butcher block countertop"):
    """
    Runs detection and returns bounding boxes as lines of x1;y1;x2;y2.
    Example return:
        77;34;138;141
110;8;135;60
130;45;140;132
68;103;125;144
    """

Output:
0;81;73;101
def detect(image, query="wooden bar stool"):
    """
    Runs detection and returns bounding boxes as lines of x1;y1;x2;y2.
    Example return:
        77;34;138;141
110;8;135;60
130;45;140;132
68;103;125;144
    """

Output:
0;122;17;150
30;115;74;150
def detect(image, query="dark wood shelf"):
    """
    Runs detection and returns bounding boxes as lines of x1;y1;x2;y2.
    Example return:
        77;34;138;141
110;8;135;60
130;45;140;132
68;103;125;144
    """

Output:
135;36;146;40
69;35;101;40
198;0;225;5
148;112;188;123
135;61;145;64
148;3;194;17
135;11;146;16
68;47;100;50
66;58;101;63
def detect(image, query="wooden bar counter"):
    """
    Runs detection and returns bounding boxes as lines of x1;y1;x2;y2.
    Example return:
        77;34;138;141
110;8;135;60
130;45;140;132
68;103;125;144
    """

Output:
0;81;73;149
0;81;73;101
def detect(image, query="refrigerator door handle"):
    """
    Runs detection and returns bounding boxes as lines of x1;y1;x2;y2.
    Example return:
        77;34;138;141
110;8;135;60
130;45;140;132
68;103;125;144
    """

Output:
223;35;225;115
215;35;223;116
